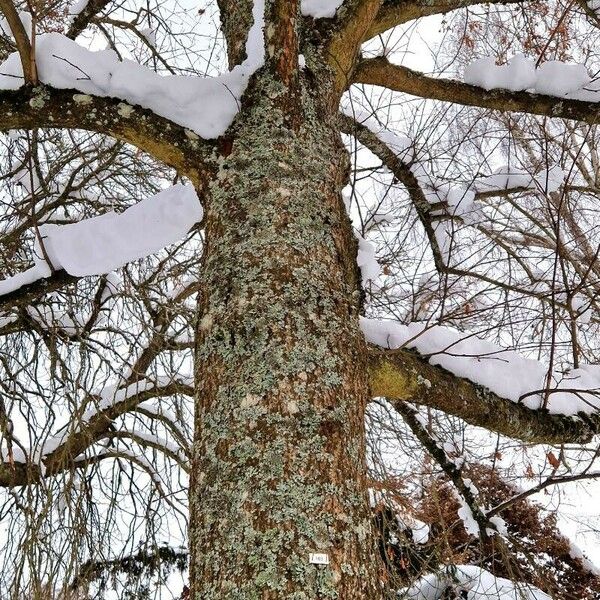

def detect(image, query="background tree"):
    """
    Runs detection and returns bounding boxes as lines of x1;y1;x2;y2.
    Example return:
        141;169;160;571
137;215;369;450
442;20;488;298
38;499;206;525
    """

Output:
0;0;600;598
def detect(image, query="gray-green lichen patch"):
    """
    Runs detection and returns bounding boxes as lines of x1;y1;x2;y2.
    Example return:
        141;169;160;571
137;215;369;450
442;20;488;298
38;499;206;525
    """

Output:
29;88;48;109
117;102;135;118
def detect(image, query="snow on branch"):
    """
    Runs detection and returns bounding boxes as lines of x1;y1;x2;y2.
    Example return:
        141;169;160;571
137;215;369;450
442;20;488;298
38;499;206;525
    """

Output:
364;318;600;416
340;111;470;270
0;2;265;138
104;428;189;470
353;58;600;124
341;110;586;305
0;184;202;297
301;0;345;18
368;335;600;445
394;401;500;540
464;54;599;100
0;376;193;487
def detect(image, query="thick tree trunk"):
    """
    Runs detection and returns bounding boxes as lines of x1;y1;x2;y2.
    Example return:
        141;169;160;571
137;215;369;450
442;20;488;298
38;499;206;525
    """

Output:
190;71;383;598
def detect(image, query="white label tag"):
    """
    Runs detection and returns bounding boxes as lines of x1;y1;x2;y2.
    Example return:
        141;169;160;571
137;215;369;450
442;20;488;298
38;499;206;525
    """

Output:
309;553;330;565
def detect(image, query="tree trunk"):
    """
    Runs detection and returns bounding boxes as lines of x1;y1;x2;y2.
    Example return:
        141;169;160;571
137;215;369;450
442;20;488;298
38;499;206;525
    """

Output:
190;71;383;598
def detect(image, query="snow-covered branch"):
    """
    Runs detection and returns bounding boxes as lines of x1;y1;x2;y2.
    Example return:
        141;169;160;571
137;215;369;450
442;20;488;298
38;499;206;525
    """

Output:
353;58;600;124
0;3;267;180
0;378;193;487
392;400;495;538
0;86;216;186
367;324;600;444
67;0;111;40
341;109;600;318
0;184;202;301
339;112;448;271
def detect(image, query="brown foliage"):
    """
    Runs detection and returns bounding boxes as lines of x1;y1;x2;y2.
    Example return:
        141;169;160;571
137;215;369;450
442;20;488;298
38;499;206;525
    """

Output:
384;464;600;599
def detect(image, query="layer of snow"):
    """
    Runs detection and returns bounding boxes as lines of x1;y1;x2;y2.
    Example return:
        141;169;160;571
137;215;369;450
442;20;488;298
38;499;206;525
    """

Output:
571;294;593;325
464;54;536;92
411;163;478;219
86;373;194;422
0;313;17;328
0;184;202;296
457;497;480;536
361;317;600;416
569;540;600;576
118;428;187;462
301;0;344;18
488;515;508;537
36;373;194;461
407;163;482;264
464;55;600;102
140;27;157;48
0;1;266;138
356;233;380;283
0;260;52;297
475;165;565;194
42;184;201;276
402;565;551;600
412;521;430;544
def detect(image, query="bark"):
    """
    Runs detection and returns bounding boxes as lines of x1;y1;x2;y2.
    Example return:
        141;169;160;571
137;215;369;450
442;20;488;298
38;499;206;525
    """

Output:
217;0;256;68
189;68;383;598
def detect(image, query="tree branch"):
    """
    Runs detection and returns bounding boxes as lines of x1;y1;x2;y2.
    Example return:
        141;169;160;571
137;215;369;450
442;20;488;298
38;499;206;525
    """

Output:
575;0;600;30
0;0;36;83
340;112;596;313
66;0;112;40
369;346;600;444
0;282;197;487
323;0;383;101
217;0;255;68
0;86;217;188
0;268;78;313
0;380;193;487
339;112;447;272
392;400;492;538
487;470;600;516
368;0;526;38
353;58;600;124
70;544;188;593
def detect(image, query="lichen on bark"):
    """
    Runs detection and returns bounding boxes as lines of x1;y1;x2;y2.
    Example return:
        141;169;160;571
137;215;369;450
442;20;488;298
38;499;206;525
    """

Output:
189;68;383;598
